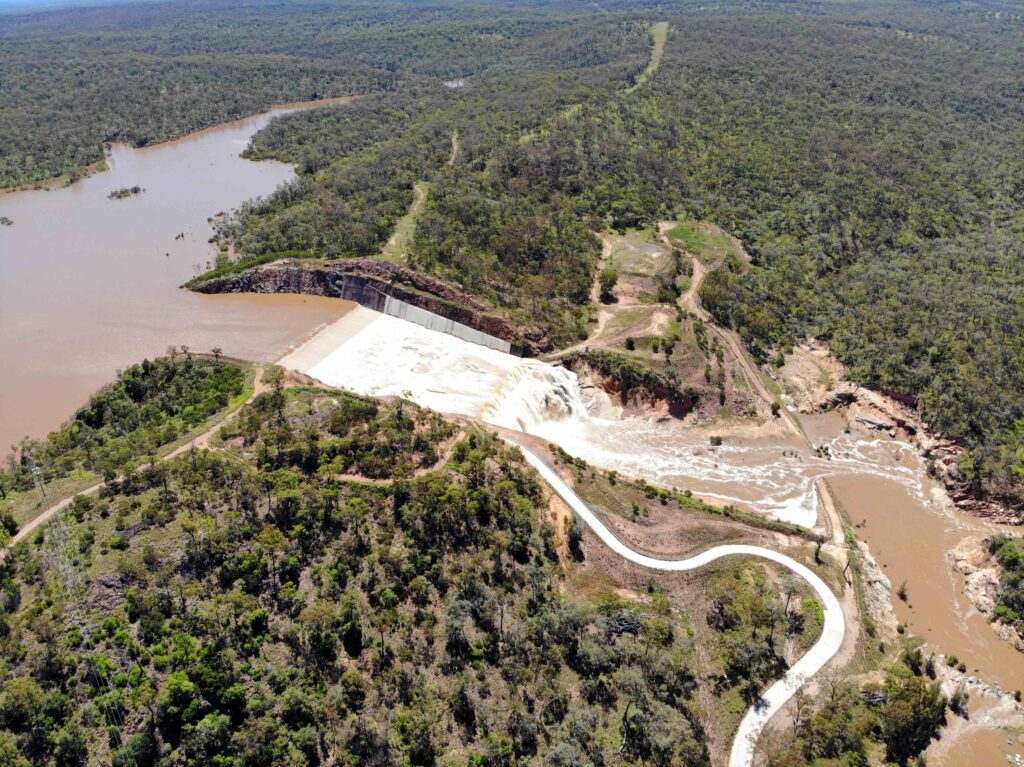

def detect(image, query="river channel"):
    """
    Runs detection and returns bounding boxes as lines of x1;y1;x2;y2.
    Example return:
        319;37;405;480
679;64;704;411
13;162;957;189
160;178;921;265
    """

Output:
2;99;1022;763
282;306;1024;764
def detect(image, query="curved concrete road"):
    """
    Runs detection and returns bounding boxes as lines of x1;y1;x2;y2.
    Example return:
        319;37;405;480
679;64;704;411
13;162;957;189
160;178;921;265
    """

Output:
506;438;845;767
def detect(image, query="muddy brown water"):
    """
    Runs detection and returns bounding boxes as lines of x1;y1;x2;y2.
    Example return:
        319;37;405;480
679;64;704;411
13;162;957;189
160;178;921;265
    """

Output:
0;100;355;449
932;723;1019;767
826;463;1024;694
529;402;1024;694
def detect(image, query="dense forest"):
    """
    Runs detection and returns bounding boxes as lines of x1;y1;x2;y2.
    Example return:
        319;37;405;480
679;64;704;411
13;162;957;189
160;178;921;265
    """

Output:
207;0;1024;506
0;363;946;766
0;0;591;188
0;373;719;766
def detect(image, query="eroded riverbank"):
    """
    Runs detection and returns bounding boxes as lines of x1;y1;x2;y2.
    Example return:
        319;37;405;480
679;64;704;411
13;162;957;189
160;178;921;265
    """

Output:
279;304;1024;762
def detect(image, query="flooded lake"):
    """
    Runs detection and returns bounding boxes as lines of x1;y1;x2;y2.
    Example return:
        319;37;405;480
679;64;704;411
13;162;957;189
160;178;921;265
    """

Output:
0;100;354;449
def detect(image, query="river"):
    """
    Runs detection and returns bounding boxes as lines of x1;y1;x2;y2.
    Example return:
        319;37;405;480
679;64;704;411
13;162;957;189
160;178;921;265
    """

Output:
2;96;1021;763
0;100;354;449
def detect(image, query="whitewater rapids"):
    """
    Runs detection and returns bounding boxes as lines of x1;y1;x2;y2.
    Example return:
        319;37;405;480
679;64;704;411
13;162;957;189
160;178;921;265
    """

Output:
280;307;934;529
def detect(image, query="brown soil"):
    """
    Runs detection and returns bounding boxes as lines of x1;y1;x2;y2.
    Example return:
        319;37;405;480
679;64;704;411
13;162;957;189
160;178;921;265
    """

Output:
780;341;1022;523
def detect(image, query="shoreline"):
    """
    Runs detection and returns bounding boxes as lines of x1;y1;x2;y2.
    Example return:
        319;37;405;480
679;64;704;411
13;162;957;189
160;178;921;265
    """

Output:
0;95;358;197
779;340;1022;525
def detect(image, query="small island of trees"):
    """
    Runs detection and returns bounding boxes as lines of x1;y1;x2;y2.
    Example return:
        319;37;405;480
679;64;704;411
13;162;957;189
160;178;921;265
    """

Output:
108;185;143;200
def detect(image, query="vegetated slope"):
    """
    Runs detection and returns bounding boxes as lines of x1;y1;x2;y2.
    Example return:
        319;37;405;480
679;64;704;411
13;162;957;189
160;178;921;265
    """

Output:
0;355;247;522
0;383;714;767
0;369;949;767
664;8;1024;509
0;0;592;188
215;14;653;346
224;1;1024;508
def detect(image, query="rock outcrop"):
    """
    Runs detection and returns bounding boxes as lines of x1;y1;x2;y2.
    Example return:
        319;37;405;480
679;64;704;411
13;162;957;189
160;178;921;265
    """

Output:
951;537;1024;651
780;340;1022;523
563;351;699;418
190;258;550;354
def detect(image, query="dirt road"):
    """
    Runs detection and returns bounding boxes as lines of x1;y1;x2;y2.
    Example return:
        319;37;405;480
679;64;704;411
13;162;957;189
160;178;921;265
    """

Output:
0;365;265;559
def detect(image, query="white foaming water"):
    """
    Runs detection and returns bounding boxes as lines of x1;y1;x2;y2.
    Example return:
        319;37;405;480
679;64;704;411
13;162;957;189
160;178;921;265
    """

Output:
479;362;591;428
303;312;519;416
293;309;935;528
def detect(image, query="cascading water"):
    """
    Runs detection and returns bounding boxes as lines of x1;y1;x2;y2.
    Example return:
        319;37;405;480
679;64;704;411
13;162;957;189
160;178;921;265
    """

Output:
471;342;937;529
292;308;936;529
286;306;1024;718
478;361;592;430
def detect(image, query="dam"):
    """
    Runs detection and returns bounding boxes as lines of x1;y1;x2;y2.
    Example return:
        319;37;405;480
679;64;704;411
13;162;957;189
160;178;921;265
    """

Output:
279;303;937;530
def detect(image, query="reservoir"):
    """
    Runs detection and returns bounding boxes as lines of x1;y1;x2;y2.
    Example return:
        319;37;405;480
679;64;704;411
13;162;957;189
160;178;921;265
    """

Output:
0;100;354;449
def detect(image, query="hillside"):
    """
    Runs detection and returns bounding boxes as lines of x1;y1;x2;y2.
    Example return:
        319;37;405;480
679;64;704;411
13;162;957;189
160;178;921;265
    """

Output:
11;0;1018;501
0;378;716;765
191;1;1023;511
0;363;951;766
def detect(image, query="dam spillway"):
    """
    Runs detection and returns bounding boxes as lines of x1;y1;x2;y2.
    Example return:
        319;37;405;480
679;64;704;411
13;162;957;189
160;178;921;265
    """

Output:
279;305;940;530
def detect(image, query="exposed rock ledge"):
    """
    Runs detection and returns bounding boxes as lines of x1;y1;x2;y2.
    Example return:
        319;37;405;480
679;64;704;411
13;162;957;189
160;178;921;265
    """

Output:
951;536;1024;652
779;340;1022;523
189;258;550;354
561;351;699;419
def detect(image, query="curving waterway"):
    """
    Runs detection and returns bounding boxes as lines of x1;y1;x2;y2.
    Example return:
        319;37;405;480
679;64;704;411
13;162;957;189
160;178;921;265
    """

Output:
3;99;1021;762
0;100;355;449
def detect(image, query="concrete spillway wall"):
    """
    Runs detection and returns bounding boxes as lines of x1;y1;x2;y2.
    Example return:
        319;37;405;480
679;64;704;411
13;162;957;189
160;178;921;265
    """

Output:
190;260;533;355
329;274;512;353
381;294;512;354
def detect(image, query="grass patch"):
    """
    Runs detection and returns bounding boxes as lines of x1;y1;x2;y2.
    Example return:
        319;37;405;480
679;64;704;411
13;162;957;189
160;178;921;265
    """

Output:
625;21;669;94
8;472;101;526
607;228;672;277
379;181;429;263
667;220;742;266
606;306;653;334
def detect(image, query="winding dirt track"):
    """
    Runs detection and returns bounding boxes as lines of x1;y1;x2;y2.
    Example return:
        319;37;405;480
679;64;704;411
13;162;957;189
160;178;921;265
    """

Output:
657;221;800;439
1;365;266;560
506;436;845;767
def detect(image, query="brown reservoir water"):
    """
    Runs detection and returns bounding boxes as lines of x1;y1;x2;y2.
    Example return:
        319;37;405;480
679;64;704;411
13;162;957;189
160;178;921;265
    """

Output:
0;100;355;450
